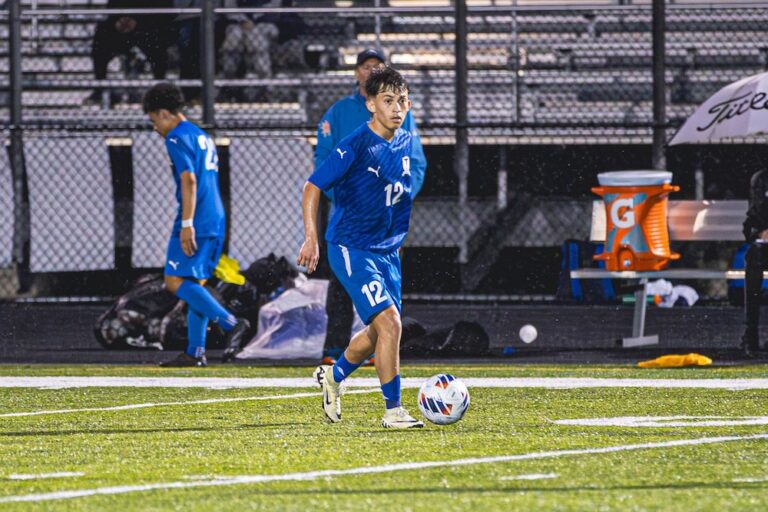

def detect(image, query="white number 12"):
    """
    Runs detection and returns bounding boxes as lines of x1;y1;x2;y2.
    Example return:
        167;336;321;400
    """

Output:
361;280;386;307
385;182;404;206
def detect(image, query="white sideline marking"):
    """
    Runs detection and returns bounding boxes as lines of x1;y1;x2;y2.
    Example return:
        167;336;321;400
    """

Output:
733;476;768;483
499;473;558;481
7;472;84;481
554;416;768;428
0;433;765;504
0;389;381;418
2;376;768;390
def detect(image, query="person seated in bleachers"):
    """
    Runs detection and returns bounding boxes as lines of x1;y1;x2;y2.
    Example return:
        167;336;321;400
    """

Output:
219;0;279;102
218;0;307;102
86;0;175;106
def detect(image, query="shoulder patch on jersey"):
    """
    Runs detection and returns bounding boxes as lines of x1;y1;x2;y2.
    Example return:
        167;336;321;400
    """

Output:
169;137;178;144
321;120;331;137
336;147;347;159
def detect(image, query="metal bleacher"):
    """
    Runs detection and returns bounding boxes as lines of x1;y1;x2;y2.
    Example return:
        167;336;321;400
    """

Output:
2;2;767;138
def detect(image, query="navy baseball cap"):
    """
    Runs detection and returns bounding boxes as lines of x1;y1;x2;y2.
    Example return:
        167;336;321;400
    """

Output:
356;48;386;66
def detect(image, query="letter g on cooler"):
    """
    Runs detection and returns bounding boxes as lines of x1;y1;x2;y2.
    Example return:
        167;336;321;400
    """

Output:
610;197;635;229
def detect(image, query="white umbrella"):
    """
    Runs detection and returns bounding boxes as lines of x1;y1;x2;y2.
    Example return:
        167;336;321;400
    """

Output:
669;71;768;145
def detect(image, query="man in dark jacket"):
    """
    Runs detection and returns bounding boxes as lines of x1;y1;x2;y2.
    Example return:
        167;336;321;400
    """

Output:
741;169;768;357
88;0;174;104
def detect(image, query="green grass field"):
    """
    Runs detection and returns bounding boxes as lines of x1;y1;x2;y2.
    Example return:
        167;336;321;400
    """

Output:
1;364;767;511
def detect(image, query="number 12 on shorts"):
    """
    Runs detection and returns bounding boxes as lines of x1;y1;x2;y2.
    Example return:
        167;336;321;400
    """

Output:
361;280;386;307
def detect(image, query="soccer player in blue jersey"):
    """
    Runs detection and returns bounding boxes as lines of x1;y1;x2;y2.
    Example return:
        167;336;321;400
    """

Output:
142;82;249;367
315;48;427;366
298;67;424;428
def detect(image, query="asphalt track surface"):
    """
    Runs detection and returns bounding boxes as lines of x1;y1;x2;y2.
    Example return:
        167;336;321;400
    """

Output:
1;302;767;365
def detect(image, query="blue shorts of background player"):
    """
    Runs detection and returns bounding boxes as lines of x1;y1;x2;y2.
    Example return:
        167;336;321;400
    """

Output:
164;235;225;280
327;244;402;325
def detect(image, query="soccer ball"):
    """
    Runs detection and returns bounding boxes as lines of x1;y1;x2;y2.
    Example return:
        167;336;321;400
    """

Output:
417;374;470;425
519;324;537;344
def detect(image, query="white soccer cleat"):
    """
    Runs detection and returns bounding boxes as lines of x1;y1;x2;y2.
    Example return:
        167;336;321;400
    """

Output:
313;364;341;423
381;406;425;429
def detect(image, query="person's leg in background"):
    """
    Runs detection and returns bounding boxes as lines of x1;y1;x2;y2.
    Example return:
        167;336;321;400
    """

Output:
322;272;354;364
244;21;278;78
137;28;170;80
88;21;128;105
176;18;201;104
742;241;767;356
220;22;245;78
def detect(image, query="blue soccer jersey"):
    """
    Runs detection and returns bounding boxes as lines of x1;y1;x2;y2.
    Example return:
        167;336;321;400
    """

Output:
165;120;225;238
308;123;414;252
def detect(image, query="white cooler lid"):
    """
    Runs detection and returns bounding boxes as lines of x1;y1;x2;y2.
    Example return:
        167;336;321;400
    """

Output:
597;170;672;186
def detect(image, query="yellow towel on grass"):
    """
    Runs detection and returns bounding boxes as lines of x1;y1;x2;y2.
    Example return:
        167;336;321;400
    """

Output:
637;353;712;369
214;254;246;285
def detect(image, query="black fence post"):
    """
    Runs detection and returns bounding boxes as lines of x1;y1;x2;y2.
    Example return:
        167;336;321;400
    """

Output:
455;0;470;288
201;0;216;128
652;0;666;170
9;0;30;293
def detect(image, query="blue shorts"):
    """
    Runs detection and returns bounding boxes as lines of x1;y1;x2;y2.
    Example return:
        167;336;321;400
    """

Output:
327;244;401;325
165;235;224;281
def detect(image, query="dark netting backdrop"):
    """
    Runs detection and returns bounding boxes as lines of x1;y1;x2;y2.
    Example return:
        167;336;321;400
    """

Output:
2;1;767;300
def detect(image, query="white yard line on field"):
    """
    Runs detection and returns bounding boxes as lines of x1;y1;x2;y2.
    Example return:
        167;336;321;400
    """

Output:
0;389;381;418
2;376;768;390
732;476;768;483
554;416;768;428
0;433;765;504
6;472;84;481
499;473;558;481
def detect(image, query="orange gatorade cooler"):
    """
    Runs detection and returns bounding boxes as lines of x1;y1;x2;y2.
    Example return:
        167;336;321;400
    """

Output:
592;170;680;271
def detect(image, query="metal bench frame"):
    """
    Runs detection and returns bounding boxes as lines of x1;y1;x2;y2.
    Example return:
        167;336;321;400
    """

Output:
571;199;752;347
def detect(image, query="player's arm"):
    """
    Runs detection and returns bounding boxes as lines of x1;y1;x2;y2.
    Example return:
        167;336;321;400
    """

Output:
180;171;197;257
297;182;322;274
298;141;355;273
167;138;198;256
403;112;427;197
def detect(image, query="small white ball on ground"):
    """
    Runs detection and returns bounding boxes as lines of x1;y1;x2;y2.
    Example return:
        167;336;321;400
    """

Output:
519;324;537;344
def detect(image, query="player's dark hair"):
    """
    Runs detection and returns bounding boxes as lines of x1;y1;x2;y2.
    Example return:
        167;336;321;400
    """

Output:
364;66;408;98
142;82;185;114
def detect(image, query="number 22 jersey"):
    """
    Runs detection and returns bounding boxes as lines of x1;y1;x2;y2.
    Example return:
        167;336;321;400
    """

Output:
165;120;226;238
308;123;414;252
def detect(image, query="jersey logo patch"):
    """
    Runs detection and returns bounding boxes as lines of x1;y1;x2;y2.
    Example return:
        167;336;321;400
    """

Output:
336;148;347;159
168;260;179;270
367;166;380;178
321;120;331;137
169;138;178;144
402;156;411;176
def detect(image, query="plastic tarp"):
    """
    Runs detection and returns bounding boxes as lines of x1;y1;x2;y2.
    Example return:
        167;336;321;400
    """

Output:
237;276;363;360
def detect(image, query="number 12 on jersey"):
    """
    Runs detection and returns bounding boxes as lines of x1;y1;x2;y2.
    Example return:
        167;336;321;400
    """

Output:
361;280;386;307
385;182;404;206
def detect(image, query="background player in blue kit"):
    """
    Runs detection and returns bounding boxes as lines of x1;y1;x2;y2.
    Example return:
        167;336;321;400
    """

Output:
143;82;249;367
297;67;424;429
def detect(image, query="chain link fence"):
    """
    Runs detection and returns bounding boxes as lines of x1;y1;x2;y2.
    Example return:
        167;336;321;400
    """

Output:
2;1;767;300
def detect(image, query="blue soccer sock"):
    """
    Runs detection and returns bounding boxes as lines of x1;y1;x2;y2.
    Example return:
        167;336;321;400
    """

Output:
332;353;362;383
381;375;401;410
186;309;208;358
175;280;237;332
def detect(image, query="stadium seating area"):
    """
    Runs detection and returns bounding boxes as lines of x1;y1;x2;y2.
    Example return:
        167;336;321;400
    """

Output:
1;1;767;136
